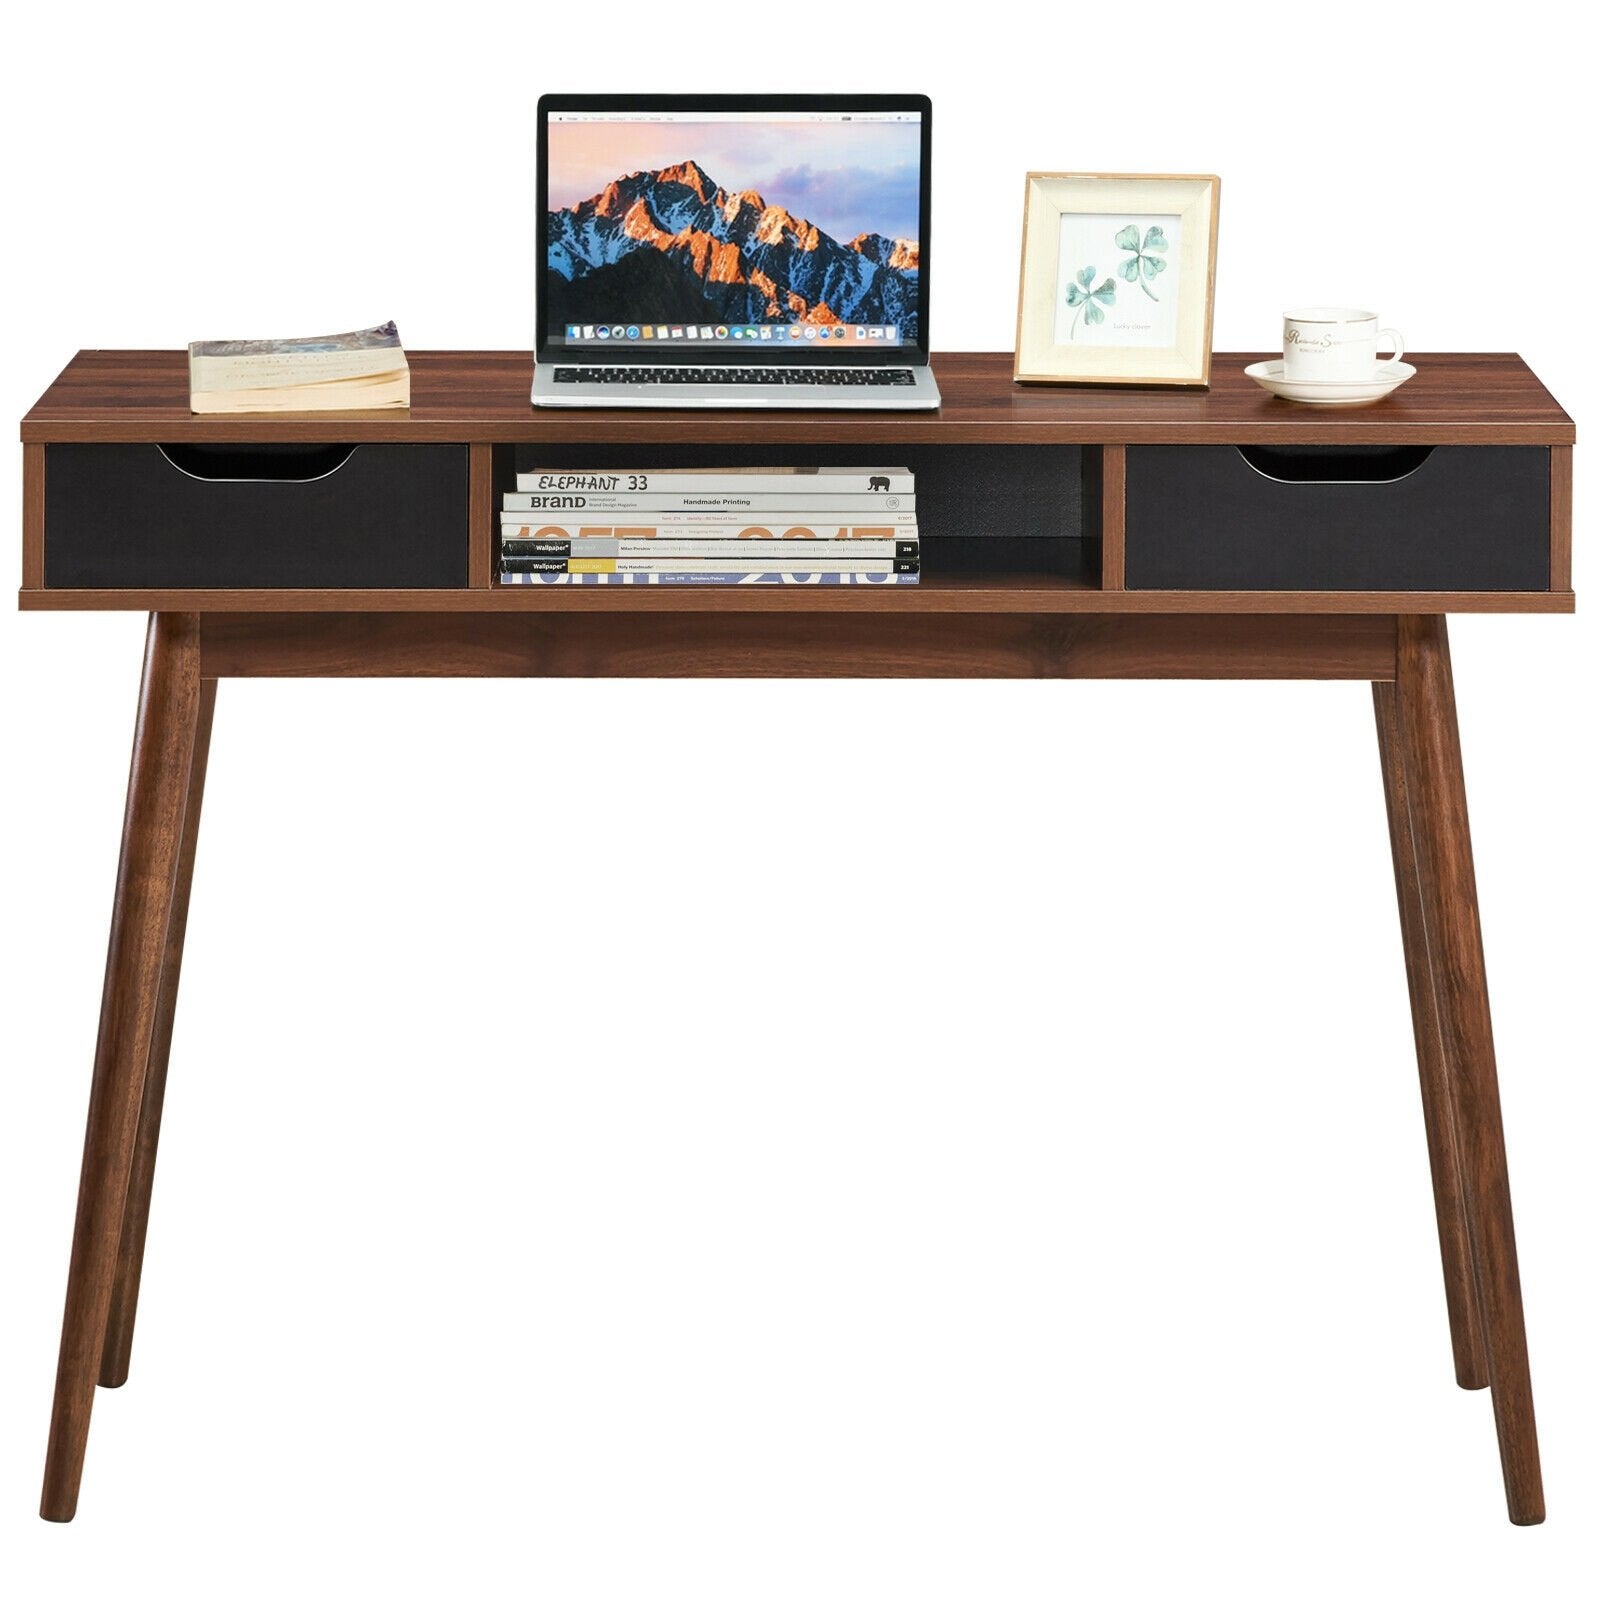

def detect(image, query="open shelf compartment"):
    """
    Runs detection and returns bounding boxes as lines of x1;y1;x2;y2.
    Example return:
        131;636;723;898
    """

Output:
489;440;1097;591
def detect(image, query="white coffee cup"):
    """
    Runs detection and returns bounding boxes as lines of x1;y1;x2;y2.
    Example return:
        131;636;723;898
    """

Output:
1282;308;1404;380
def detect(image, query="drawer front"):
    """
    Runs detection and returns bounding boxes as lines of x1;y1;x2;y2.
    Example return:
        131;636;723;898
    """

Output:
1125;445;1550;591
45;443;469;589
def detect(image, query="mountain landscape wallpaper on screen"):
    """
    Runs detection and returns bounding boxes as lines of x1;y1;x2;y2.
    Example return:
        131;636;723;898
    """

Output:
546;159;920;339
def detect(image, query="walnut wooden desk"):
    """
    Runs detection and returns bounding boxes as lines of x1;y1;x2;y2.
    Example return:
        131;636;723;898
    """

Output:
19;351;1575;1523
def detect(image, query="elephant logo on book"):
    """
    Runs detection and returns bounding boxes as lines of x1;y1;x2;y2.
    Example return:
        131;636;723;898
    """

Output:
868;475;890;492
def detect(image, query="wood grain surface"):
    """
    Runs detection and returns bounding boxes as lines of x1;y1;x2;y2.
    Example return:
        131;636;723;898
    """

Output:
1099;445;1127;589
17;584;1574;617
22;443;46;588
467;442;494;589
40;614;202;1521
21;351;1575;446
97;679;217;1391
1372;681;1490;1391
196;611;1397;681
1549;444;1573;592
1394;615;1544;1524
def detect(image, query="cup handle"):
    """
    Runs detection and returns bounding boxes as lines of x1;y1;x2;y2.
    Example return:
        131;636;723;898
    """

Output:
1378;328;1404;363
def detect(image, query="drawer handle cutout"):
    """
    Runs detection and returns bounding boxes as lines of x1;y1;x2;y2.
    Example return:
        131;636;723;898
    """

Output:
1236;445;1434;484
157;443;356;483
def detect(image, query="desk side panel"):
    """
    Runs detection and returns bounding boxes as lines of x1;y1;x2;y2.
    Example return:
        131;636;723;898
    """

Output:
23;444;44;588
1550;445;1572;592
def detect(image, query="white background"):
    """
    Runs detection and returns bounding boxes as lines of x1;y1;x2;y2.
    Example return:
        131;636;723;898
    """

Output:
1;2;1593;1592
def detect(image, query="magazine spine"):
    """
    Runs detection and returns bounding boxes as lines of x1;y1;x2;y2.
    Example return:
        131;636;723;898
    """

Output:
500;517;919;535
512;471;914;494
497;570;922;586
502;493;915;514
531;558;918;575
501;538;921;561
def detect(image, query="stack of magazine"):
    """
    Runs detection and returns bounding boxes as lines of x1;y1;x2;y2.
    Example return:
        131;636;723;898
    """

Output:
499;467;919;585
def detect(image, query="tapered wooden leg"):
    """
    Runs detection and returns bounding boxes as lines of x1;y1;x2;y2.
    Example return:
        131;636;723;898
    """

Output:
98;678;217;1390
41;614;202;1523
1394;616;1544;1524
1373;681;1490;1391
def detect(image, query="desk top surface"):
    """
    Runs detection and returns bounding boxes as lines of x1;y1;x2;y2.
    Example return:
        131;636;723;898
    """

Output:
21;351;1575;446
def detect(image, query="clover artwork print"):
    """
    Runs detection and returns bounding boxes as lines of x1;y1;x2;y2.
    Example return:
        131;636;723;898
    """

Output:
1053;212;1182;348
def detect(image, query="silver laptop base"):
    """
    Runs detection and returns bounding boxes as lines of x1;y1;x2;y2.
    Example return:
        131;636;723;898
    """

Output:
531;366;941;411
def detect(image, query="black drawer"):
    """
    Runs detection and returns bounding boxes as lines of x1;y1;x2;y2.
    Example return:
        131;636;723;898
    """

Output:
1125;445;1550;591
45;443;469;589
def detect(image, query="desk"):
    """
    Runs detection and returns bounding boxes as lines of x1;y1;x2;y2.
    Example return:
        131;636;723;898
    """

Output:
18;351;1575;1523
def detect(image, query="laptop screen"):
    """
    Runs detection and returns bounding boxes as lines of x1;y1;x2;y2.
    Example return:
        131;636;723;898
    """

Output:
538;95;929;362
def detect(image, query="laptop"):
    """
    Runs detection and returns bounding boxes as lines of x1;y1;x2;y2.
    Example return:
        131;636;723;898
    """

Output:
533;93;939;410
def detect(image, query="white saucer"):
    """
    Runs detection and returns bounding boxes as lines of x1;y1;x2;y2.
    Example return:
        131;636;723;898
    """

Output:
1244;358;1417;406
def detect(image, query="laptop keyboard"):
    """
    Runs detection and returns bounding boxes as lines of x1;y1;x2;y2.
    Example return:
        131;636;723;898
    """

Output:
555;367;917;387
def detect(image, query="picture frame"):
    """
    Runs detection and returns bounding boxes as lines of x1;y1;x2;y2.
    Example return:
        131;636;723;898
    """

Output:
1014;172;1220;387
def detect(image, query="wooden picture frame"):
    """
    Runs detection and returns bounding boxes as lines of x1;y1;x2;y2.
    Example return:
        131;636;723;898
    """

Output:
1014;172;1220;388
